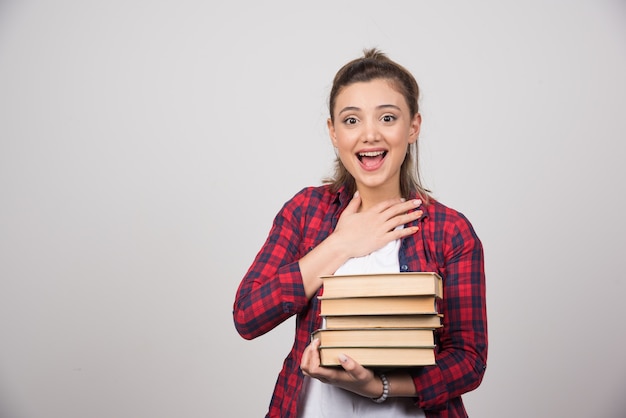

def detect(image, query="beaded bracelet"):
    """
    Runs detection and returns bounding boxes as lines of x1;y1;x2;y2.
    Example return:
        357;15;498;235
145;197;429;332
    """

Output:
371;373;389;403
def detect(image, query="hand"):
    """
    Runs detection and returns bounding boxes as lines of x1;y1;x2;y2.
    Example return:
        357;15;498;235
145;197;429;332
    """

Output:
332;193;423;259
300;338;382;398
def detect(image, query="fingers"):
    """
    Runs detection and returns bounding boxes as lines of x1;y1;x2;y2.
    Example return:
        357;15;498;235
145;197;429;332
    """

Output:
392;209;423;230
377;197;422;217
338;353;356;372
302;343;377;396
332;193;423;259
300;338;321;377
377;199;422;234
338;353;371;381
336;353;379;397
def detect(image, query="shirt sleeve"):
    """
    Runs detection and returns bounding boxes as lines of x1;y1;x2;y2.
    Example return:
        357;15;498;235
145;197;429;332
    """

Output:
411;211;488;411
232;191;311;340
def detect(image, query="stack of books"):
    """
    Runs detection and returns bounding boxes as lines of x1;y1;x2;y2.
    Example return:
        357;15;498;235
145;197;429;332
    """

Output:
314;272;443;367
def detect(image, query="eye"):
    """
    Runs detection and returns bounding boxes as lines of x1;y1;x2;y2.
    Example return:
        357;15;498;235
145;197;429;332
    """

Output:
381;114;397;123
343;117;358;125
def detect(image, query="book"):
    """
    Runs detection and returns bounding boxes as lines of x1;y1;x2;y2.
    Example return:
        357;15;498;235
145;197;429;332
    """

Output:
320;272;443;299
312;328;435;347
314;272;442;367
323;313;443;329
318;346;436;367
319;295;439;316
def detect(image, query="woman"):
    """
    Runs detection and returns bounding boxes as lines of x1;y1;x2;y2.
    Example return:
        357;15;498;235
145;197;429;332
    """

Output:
233;48;487;418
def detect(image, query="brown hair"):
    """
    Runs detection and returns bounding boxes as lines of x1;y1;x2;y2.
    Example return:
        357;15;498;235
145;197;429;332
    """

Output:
323;48;431;203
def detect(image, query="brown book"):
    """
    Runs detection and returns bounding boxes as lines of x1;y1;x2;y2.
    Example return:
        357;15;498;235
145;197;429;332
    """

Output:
319;295;439;316
319;346;436;367
323;314;443;329
312;328;435;347
320;272;442;299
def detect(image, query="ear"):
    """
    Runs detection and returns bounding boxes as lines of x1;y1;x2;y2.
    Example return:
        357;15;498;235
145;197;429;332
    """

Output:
327;118;338;147
408;113;422;144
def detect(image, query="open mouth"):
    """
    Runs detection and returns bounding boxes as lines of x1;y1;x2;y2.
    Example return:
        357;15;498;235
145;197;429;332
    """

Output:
357;150;387;169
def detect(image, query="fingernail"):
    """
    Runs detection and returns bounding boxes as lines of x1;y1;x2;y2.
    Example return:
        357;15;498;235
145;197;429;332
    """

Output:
338;354;348;363
413;199;422;206
354;191;359;197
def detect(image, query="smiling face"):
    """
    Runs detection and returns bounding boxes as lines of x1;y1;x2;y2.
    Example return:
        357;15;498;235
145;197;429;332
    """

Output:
328;78;421;198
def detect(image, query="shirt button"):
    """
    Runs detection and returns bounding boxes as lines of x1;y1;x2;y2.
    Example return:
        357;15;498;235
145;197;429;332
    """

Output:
400;265;408;271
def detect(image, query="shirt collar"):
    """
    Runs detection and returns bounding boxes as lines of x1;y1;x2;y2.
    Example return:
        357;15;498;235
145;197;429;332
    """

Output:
334;183;351;208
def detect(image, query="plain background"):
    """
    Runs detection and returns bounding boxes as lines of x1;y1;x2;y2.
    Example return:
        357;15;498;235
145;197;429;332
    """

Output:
1;1;625;417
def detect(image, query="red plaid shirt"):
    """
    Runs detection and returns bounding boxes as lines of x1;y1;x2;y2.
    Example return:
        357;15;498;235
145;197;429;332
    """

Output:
233;184;488;418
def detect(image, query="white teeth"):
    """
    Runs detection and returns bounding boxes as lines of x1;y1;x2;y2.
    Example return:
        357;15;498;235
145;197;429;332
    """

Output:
358;151;385;157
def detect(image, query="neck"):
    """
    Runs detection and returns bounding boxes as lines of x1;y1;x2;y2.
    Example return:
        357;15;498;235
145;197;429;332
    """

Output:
356;185;402;212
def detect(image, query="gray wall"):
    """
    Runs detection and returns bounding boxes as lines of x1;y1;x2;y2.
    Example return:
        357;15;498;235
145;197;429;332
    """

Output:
1;1;625;417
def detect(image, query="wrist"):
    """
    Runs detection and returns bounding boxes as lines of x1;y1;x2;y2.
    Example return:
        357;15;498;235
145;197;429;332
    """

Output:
371;373;389;403
324;233;351;261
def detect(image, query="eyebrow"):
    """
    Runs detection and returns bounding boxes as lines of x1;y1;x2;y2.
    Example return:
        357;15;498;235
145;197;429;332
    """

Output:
337;104;402;116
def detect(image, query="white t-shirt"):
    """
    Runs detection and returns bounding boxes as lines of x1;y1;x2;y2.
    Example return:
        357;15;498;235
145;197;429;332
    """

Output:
297;231;426;418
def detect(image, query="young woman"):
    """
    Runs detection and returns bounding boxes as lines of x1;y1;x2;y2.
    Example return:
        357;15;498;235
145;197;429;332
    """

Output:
233;48;487;418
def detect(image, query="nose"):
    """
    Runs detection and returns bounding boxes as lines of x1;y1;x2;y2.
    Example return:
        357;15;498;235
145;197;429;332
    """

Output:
362;118;381;143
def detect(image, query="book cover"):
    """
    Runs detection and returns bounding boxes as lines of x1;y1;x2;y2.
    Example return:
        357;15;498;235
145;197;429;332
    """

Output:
322;314;443;329
319;295;439;316
319;346;436;367
320;271;443;299
312;328;435;347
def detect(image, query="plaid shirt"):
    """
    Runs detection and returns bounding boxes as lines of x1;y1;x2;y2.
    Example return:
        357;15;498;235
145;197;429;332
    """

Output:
233;184;487;418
